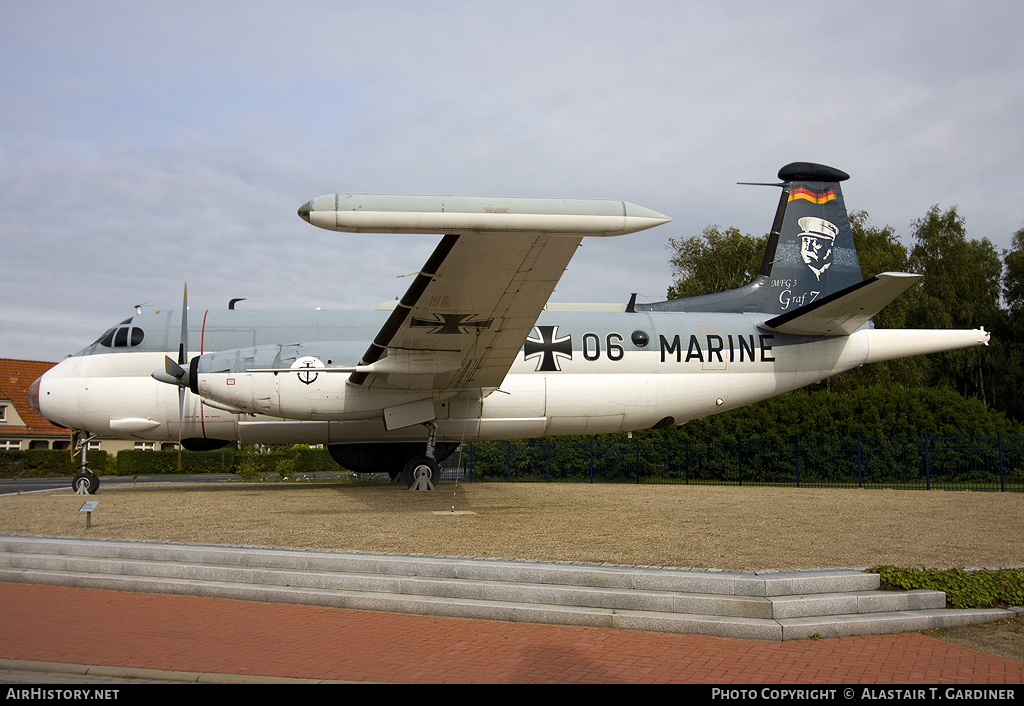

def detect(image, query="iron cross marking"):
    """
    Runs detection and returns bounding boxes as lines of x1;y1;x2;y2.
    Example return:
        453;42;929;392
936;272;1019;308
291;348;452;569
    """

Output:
524;326;572;372
410;313;493;335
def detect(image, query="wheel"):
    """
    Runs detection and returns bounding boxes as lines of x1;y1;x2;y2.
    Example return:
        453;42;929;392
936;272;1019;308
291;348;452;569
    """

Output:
72;471;99;494
399;457;440;490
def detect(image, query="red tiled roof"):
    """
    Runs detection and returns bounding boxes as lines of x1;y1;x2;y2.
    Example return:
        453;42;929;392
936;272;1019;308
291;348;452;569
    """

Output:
0;358;71;437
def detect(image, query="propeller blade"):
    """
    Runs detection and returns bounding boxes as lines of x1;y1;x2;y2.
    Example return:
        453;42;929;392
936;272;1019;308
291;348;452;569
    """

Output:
177;283;188;472
178;283;189;365
164;355;186;381
177;386;185;472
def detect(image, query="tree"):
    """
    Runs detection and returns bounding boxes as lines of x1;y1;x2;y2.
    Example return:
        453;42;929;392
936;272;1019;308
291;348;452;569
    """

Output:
666;226;766;299
827;212;919;391
848;210;910;280
907;206;1003;330
1004;228;1024;319
991;228;1024;421
901;205;1006;406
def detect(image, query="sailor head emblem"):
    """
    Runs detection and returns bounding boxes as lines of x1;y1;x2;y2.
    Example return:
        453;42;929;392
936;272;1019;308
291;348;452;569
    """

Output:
797;216;838;281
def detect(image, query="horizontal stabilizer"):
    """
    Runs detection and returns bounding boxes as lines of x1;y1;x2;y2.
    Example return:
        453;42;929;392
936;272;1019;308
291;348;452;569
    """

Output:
761;272;923;336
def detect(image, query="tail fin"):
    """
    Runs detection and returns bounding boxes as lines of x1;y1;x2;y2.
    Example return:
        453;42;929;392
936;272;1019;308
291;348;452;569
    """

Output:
763;162;862;304
638;162;865;316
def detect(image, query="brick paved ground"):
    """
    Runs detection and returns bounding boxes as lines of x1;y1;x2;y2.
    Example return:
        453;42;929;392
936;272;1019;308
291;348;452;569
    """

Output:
1;583;1022;684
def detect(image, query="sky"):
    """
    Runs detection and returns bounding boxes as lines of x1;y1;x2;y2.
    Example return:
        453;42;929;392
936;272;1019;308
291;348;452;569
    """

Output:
3;1;1022;361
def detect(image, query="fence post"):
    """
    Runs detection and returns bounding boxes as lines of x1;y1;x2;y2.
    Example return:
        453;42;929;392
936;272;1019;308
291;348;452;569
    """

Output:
505;441;511;482
589;438;595;484
634;437;641;484
685;439;689;485
737;440;743;486
857;438;863;487
924;437;931;490
546;440;551;483
999;435;1005;492
794;440;800;487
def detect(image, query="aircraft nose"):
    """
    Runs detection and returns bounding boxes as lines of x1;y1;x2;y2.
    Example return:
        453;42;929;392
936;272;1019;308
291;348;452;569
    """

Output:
27;375;42;415
297;200;311;224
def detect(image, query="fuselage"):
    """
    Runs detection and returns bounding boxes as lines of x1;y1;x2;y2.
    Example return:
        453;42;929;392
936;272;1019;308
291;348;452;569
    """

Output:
31;303;938;447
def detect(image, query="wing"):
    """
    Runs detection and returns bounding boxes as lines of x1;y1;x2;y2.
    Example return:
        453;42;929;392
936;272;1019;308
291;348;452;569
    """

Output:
299;194;671;393
351;231;583;391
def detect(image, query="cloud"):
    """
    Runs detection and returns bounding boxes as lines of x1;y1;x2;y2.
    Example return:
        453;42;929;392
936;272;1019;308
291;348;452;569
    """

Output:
3;1;1023;360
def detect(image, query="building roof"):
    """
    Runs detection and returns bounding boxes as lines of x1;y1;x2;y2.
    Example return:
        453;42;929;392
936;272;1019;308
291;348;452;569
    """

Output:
0;358;71;438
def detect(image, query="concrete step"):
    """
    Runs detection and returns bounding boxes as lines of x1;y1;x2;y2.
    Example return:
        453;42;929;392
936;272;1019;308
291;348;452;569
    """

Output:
0;535;1012;641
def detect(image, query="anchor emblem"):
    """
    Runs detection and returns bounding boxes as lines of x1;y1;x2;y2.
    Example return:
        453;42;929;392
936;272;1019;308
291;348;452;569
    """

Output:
297;361;318;385
290;356;325;385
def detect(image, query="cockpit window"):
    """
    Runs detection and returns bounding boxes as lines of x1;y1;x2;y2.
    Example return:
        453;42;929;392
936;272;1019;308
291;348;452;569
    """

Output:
96;328;116;347
94;318;145;348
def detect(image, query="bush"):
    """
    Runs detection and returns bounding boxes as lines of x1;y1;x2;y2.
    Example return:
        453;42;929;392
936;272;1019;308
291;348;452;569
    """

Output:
0;450;111;478
671;387;1024;442
869;565;1024;609
113;449;235;476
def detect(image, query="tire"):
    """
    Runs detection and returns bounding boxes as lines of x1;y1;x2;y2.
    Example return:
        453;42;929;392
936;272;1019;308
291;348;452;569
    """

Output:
399;457;440;490
72;471;99;494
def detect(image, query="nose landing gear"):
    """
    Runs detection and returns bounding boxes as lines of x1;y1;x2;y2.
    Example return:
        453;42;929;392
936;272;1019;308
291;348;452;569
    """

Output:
71;432;100;494
72;470;100;495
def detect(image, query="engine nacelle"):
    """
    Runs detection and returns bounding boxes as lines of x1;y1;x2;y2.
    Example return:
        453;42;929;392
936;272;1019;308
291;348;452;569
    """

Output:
191;342;439;421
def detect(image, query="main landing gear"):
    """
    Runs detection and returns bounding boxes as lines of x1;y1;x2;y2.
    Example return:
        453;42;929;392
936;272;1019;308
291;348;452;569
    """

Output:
399;456;441;491
398;422;443;490
325;430;456;491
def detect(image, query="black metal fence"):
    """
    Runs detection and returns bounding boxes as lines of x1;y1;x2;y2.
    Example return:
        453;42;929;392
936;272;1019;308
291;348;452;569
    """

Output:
440;435;1024;491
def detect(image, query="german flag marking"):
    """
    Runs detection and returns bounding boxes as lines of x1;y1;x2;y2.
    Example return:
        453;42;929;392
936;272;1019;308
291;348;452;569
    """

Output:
789;187;837;204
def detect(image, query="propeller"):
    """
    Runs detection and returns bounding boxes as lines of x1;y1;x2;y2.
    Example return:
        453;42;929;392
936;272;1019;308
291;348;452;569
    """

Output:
150;284;190;471
173;285;189;471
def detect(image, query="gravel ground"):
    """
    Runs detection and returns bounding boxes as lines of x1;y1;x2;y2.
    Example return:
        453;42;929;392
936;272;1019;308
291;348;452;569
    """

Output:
2;479;1022;660
3;481;1021;570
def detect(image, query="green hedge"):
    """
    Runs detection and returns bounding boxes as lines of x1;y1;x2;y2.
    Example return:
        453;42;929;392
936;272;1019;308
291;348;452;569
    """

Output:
672;387;1024;441
0;447;347;478
0;450;111;478
113;449;237;476
234;447;341;479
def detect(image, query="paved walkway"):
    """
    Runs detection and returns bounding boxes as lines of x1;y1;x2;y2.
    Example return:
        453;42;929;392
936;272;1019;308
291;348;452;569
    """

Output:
1;582;1022;684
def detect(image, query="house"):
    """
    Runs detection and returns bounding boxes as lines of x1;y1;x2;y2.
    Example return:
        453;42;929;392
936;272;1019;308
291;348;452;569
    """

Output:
0;358;72;451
